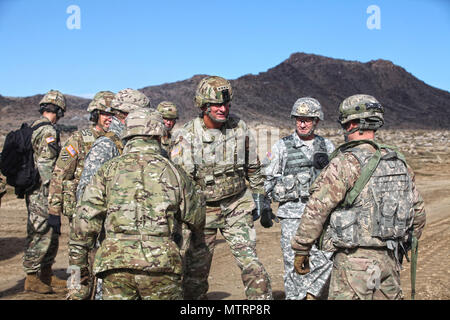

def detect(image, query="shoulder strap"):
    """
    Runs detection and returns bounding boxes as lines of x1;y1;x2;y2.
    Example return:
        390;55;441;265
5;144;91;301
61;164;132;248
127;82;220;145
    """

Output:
30;121;52;132
104;131;124;155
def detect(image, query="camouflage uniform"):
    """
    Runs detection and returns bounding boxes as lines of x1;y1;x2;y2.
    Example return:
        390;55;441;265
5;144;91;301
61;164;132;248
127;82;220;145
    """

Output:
23;116;61;274
48;91;113;220
171;76;272;300
291;95;427;300
263;97;335;299
68;108;205;300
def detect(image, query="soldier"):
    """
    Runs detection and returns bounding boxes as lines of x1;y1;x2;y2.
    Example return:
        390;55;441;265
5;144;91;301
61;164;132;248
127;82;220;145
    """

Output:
171;75;274;300
67;108;205;300
291;94;427;300
23;90;67;293
74;88;151;299
47;91;114;223
76;88;151;201
156;101;178;158
263;97;335;300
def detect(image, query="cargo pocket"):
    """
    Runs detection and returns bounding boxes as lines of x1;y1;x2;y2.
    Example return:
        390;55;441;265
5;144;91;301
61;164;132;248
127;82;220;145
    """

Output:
330;209;359;248
62;180;77;219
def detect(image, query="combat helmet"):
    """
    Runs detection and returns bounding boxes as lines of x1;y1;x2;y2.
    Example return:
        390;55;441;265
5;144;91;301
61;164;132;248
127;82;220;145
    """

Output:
290;97;324;120
338;94;384;131
39;89;66;111
194;76;233;108
156;101;178;119
87;91;115;112
122;108;166;140
111;88;151;114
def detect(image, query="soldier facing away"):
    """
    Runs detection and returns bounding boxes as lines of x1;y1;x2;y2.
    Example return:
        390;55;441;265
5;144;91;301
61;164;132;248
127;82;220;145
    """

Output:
67;108;205;300
23;90;67;293
263;97;335;300
156;101;178;158
171;75;274;300
47;91;114;223
291;94;426;300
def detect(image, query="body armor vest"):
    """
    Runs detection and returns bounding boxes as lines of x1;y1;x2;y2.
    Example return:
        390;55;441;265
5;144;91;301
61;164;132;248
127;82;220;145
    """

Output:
326;144;414;249
271;135;327;202
192;117;247;202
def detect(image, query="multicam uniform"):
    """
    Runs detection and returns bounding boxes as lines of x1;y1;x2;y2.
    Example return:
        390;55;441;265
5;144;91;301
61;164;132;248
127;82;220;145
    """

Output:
69;108;205;300
171;114;272;300
292;94;427;300
48;126;106;220
264;132;334;299
23;116;61;274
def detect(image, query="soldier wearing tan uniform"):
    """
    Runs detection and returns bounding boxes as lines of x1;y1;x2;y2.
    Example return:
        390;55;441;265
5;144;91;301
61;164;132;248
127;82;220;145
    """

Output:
67;108;205;300
23;90;67;293
292;94;426;300
171;76;274;300
156;101;178;158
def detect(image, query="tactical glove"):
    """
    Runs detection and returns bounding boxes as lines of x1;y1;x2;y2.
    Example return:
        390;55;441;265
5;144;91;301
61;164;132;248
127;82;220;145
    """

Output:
313;152;329;170
260;207;277;228
294;254;310;275
47;214;61;235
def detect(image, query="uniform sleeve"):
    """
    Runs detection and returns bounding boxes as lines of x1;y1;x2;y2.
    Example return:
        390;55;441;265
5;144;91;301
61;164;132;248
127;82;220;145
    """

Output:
76;137;119;202
245;129;265;194
406;164;426;239
170;130;196;179
263;140;284;199
48;135;80;215
69;166;108;271
291;152;361;254
32;125;60;185
177;165;205;233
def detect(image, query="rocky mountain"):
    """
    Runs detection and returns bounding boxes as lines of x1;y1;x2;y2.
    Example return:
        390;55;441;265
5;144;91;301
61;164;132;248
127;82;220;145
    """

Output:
1;52;449;134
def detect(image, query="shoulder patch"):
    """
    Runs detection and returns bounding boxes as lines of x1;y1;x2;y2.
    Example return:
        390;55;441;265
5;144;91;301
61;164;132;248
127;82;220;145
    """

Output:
171;145;181;159
266;151;273;161
65;144;79;157
46;136;56;144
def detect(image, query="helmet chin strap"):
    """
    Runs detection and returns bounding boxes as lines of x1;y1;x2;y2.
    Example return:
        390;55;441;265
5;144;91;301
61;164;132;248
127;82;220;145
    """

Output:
296;119;317;138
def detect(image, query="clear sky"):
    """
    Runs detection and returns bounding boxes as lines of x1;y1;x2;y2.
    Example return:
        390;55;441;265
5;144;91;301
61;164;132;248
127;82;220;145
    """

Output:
0;0;449;97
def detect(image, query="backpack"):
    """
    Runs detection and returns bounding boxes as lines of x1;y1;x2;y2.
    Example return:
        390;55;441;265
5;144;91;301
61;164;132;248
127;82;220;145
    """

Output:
0;122;52;198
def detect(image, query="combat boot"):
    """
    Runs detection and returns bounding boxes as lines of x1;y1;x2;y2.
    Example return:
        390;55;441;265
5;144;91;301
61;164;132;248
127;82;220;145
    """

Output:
24;273;53;294
40;265;67;289
306;293;317;300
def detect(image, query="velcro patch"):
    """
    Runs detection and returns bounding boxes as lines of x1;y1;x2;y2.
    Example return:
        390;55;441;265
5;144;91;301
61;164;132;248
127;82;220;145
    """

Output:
171;145;181;158
46;136;56;144
65;144;78;158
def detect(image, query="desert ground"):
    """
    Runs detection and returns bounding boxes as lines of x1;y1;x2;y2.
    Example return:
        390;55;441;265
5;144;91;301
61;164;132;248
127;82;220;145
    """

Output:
0;128;448;300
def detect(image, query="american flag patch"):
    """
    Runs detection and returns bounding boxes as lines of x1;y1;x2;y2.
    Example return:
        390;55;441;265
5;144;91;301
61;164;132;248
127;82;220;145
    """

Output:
171;145;181;158
46;136;56;144
66;144;78;157
266;151;273;161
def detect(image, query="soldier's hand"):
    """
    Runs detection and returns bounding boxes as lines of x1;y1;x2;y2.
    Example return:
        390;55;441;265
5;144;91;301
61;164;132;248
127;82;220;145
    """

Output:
47;214;61;235
260;207;277;228
294;254;310;275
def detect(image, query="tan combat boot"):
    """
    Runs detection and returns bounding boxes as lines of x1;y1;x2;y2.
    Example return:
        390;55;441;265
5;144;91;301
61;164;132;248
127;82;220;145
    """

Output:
24;273;53;294
40;266;67;289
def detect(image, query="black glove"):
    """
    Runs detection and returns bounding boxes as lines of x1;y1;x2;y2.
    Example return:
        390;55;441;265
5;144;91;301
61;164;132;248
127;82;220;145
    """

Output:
260;207;277;228
48;214;61;235
313;152;329;170
251;193;263;221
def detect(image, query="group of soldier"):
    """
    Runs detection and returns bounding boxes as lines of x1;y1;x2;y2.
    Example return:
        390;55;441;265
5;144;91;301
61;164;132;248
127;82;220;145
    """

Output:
0;75;426;300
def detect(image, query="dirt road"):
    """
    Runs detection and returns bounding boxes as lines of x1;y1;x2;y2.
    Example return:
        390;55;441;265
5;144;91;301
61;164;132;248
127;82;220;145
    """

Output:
0;144;448;300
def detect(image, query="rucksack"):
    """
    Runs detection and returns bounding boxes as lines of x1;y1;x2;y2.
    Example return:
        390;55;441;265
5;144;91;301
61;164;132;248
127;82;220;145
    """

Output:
0;122;52;198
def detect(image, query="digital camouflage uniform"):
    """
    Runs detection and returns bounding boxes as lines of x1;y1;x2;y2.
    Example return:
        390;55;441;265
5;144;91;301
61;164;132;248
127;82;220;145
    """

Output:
291;95;427;300
171;76;272;300
23;116;61;274
264;132;334;299
48;91;114;220
263;97;335;299
156;101;178;159
68;108;205;300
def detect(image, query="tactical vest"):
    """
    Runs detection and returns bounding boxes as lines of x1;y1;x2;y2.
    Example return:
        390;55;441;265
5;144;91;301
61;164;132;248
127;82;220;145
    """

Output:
271;135;327;202
326;142;414;249
192;117;247;202
104;131;124;154
62;128;103;218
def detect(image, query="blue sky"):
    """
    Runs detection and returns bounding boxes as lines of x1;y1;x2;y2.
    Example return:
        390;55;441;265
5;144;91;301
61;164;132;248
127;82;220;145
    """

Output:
0;0;449;97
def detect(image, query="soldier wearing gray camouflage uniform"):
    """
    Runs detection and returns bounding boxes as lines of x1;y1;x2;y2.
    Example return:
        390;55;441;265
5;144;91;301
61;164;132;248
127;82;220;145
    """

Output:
23;90;67;294
67;108;205;300
263;97;334;300
292;94;426;300
171;76;274;300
